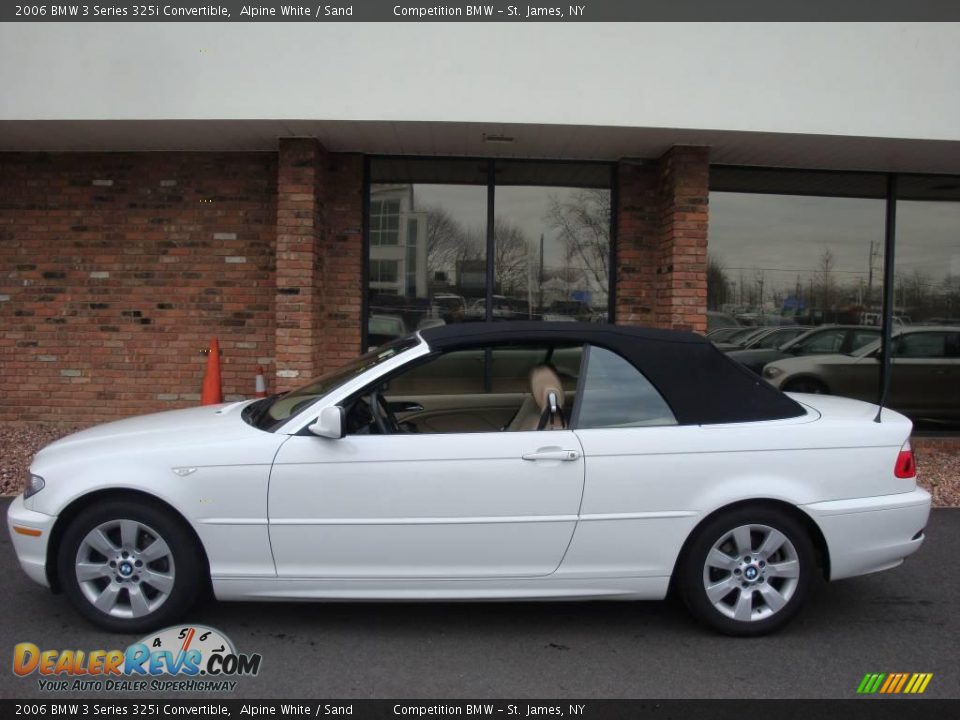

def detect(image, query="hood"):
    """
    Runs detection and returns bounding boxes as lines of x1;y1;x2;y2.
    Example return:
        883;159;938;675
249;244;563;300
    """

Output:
31;401;258;472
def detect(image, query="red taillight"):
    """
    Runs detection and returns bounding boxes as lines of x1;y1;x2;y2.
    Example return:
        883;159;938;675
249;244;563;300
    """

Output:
894;441;917;479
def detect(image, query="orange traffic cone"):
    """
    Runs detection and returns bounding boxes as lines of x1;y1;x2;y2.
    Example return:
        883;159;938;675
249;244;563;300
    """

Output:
200;337;223;405
254;365;267;398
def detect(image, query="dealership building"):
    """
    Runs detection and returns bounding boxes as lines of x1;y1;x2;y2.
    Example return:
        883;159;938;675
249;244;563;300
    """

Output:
1;23;959;425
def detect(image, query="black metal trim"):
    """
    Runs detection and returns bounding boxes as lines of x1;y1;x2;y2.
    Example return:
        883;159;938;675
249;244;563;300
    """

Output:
360;154;372;352
484;159;495;322
875;174;899;422
608;162;618;323
568;343;591;430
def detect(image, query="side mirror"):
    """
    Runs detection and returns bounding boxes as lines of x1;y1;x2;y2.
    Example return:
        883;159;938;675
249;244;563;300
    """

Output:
308;406;346;439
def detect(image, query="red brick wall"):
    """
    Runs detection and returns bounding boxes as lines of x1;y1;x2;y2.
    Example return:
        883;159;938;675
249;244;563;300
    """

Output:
0;152;277;423
275;138;327;390
318;153;364;374
615;146;710;332
615;161;658;326
655;146;710;332
274;140;363;391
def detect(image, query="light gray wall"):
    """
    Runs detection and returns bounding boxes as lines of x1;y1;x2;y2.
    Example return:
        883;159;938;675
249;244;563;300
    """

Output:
2;23;958;142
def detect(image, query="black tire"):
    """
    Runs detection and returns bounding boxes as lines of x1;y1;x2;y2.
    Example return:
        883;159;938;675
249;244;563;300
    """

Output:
678;505;816;636
57;498;202;633
783;378;829;394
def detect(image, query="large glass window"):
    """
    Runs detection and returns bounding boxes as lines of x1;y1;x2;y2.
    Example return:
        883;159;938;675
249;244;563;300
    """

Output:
892;176;960;426
368;181;487;344
709;170;887;330
494;179;610;323
366;159;612;349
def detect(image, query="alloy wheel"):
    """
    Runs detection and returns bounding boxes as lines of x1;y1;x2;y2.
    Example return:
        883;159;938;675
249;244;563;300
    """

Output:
701;523;800;622
74;519;176;619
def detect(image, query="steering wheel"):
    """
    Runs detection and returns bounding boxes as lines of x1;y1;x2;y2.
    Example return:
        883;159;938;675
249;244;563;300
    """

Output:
369;389;402;434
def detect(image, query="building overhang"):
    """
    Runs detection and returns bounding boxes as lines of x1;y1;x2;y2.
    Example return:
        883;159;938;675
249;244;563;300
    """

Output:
1;120;959;175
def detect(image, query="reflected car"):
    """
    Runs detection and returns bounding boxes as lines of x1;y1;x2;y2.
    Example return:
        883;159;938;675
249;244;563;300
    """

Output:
763;326;960;420
706;326;747;343
714;325;809;354
706;310;740;333
711;326;765;349
367;313;407;348
8;322;930;637
730;325;880;375
542;300;592;323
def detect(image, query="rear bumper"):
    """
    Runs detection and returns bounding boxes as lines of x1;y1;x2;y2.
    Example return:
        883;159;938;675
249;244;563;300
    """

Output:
6;494;55;588
802;488;931;581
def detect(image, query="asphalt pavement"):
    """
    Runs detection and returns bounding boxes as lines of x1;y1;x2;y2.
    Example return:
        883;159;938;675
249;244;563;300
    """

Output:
1;500;957;700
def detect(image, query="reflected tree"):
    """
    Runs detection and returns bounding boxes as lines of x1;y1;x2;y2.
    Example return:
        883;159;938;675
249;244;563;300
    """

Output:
546;189;610;291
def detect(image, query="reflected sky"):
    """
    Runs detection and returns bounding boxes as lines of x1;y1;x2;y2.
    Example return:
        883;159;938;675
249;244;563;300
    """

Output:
710;192;960;293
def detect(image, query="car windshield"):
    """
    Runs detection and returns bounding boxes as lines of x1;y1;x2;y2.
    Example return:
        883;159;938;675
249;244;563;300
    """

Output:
242;335;421;431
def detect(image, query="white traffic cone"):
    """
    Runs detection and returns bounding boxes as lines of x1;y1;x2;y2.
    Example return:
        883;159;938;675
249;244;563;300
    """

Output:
255;365;267;398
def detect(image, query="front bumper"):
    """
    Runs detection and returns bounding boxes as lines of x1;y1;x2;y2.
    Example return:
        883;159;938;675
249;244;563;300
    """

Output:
802;487;931;581
6;494;56;588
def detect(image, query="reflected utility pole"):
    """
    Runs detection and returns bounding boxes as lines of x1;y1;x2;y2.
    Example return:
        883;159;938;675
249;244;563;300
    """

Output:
538;233;544;313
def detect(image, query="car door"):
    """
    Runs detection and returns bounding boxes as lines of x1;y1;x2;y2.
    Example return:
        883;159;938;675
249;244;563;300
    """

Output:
267;344;586;579
888;331;957;416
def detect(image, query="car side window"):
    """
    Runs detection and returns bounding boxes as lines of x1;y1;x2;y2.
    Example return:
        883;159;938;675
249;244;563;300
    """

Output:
895;333;948;359
345;344;584;435
798;330;845;353
575;346;677;429
849;330;881;351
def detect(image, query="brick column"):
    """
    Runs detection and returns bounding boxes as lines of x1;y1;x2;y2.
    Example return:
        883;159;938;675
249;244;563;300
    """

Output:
275;139;363;390
615;161;659;325
275;138;327;390
316;153;364;374
655;146;710;332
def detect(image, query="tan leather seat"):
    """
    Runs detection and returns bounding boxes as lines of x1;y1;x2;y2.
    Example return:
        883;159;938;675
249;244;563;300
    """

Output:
508;364;566;431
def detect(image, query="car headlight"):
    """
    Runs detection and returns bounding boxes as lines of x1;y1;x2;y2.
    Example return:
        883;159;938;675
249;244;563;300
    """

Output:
764;366;783;379
24;473;45;499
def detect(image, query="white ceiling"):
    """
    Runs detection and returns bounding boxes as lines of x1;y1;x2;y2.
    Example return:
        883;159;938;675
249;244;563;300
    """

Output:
1;120;959;175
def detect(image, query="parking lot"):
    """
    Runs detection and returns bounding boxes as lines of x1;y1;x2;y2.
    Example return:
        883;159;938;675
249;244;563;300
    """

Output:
1;502;957;700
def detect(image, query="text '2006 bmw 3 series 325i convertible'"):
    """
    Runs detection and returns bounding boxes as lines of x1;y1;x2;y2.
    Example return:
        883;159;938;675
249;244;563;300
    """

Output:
8;322;930;636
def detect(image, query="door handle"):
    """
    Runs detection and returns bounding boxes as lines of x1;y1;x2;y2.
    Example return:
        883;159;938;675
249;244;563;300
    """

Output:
522;449;580;462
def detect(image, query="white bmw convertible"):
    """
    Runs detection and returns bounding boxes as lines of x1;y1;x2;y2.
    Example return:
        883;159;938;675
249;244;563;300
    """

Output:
8;322;931;636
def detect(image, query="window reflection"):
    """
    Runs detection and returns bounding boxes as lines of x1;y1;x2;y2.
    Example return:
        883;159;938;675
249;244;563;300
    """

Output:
708;190;885;328
493;186;610;322
367;160;612;347
368;183;486;346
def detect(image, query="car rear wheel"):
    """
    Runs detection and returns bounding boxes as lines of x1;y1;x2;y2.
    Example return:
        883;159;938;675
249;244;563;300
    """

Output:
57;499;202;633
783;378;829;394
678;506;816;636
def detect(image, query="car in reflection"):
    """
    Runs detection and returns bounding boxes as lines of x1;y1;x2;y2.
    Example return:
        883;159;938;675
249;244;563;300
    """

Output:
367;313;407;348
542;300;593;322
9;322;930;637
706;326;747;343
763;326;960;420
709;326;765;348
713;325;810;353
429;293;466;323
466;295;531;320
729;325;880;375
706;310;740;333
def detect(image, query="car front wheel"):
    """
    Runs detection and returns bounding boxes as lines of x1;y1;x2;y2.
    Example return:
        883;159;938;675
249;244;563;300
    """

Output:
57;499;202;633
679;506;816;636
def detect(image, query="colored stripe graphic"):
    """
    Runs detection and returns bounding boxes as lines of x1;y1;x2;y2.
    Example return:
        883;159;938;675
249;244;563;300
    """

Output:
857;672;933;694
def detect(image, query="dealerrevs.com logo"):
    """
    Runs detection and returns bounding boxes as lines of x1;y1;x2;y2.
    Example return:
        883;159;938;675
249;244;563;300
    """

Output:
13;625;261;692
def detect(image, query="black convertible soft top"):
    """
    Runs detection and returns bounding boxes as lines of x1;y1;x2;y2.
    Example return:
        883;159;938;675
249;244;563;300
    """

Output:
420;321;806;426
